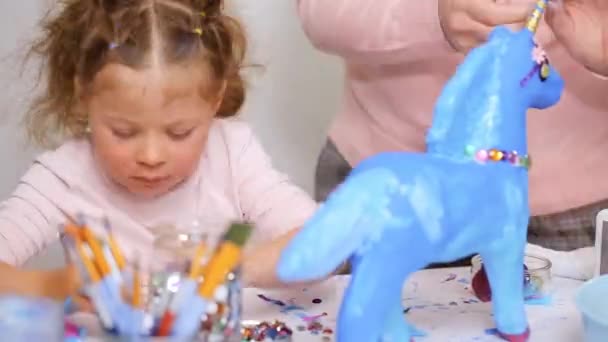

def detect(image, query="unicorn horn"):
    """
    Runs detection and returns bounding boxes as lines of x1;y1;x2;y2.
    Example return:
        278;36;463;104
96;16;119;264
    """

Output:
526;0;549;33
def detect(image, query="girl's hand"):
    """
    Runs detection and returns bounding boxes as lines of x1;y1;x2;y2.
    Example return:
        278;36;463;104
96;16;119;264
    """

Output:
546;0;608;76
0;263;81;301
439;0;534;52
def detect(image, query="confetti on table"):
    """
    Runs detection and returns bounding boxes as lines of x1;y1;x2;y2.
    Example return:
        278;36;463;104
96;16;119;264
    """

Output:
442;273;457;282
302;312;328;322
484;328;499;336
241;320;293;341
458;277;469;284
258;294;286;306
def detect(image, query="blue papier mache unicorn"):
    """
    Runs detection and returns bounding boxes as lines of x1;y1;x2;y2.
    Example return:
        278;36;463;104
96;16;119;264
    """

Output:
276;1;564;341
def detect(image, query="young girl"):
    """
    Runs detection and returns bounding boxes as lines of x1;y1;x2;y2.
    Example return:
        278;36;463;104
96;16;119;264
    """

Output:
0;0;319;298
298;0;603;280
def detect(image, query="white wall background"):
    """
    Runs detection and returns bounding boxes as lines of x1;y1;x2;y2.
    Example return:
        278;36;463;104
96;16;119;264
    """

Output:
0;1;343;269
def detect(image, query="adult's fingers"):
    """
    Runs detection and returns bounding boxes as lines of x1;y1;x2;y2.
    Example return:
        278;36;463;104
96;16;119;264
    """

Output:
468;0;535;26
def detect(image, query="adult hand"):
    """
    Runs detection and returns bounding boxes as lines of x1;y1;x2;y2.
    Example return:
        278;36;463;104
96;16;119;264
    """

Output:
439;0;535;53
546;0;608;76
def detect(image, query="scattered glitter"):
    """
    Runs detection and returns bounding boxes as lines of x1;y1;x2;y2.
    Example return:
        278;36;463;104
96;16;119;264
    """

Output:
442;273;457;282
484;328;499;336
280;304;305;313
302;312;328;322
258;294;285;306
241;320;293;341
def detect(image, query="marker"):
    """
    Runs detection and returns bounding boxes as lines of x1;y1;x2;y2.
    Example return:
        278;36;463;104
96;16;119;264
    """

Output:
156;241;208;336
63;225;114;330
103;218;126;270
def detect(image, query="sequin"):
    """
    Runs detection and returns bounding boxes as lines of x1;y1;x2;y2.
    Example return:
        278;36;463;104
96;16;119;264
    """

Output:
539;61;550;81
466;146;530;169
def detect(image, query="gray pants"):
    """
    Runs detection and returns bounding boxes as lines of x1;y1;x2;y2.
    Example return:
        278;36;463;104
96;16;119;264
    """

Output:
315;140;599;268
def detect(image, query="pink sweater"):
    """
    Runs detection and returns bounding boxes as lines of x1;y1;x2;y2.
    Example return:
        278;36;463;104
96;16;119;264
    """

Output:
0;119;317;267
298;0;608;215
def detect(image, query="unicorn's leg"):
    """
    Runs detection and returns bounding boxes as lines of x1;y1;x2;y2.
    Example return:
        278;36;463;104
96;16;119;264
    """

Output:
336;262;399;342
383;288;414;342
480;230;529;341
337;253;424;342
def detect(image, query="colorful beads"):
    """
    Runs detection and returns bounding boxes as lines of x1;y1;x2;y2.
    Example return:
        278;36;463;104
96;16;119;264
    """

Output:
241;320;293;341
488;149;503;161
475;149;488;162
465;145;531;169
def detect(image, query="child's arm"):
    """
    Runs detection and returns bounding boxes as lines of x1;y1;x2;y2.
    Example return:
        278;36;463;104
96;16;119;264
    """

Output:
241;227;300;288
0;163;73;266
242;227;346;288
0;262;79;300
229;123;331;288
0;163;82;299
526;243;595;281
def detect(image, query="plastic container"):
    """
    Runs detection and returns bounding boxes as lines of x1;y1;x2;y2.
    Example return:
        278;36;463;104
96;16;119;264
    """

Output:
576;275;608;342
0;296;64;342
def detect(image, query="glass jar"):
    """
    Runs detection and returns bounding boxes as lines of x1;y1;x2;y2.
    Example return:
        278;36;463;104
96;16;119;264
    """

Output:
143;224;243;341
470;254;552;300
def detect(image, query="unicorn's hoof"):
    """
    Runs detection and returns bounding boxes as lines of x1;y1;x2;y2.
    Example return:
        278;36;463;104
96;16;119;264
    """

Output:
497;327;530;342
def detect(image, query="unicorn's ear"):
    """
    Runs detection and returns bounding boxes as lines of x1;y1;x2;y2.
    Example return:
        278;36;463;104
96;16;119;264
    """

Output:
427;44;494;146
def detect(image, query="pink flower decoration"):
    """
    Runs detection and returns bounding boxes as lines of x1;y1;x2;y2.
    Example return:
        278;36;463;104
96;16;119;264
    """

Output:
532;45;547;64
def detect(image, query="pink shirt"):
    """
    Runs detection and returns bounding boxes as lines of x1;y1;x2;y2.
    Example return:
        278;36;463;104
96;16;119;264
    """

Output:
298;0;608;215
0;119;317;266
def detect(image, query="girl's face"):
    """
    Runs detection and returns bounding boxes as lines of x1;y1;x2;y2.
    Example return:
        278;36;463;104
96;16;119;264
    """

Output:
82;63;223;198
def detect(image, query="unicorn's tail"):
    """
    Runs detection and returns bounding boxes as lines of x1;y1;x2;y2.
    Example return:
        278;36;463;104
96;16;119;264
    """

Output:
277;167;410;282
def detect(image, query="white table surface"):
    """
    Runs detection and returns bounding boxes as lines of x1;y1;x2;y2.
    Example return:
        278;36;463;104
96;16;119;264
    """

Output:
244;267;585;341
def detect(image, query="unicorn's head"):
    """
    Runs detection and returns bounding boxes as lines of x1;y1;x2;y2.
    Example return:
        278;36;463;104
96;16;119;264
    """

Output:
427;0;564;156
489;19;563;110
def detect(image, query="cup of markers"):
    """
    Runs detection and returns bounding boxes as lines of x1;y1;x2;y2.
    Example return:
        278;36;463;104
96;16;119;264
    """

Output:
62;217;252;341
